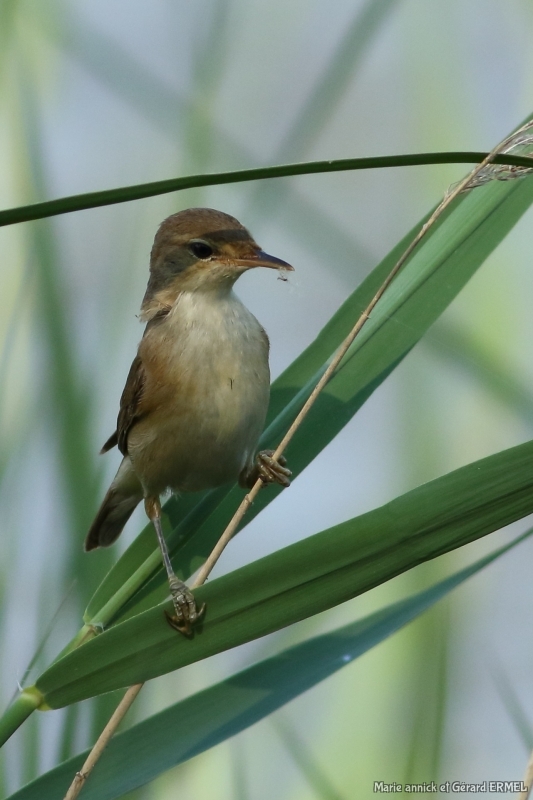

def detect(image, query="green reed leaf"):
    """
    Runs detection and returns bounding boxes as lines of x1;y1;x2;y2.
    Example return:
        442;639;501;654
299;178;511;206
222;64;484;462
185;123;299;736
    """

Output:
0;153;531;229
7;529;530;799
32;435;533;708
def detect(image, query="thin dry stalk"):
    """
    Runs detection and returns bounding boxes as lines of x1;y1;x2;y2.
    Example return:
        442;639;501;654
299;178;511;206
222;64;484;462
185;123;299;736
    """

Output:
62;129;528;800
463;119;533;189
63;683;143;800
518;750;533;800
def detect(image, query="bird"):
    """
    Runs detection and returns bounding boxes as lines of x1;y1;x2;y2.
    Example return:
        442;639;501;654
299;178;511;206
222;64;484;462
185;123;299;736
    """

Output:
85;208;293;636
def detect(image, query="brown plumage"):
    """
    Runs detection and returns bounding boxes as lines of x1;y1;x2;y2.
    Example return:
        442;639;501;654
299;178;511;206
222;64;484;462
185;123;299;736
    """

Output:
85;355;148;550
85;210;293;587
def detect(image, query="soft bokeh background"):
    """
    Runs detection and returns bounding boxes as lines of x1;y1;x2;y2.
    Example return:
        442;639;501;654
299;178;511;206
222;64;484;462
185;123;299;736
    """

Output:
1;0;533;797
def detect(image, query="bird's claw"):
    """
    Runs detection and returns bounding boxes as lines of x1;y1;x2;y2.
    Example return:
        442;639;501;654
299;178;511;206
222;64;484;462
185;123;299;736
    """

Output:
256;450;291;487
165;578;206;638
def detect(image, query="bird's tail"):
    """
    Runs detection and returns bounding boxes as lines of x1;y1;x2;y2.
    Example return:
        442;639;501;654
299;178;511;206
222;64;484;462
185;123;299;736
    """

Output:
85;457;143;551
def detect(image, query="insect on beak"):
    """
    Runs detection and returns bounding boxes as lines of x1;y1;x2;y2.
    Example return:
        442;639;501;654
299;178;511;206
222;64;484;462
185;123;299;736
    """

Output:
234;250;294;272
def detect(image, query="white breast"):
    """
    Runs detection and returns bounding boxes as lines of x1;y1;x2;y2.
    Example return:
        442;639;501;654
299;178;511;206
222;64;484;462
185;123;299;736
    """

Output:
131;289;270;494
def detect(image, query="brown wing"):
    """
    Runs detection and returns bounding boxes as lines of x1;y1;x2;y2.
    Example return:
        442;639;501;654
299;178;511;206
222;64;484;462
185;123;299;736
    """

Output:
100;430;118;453
101;355;147;456
100;311;169;456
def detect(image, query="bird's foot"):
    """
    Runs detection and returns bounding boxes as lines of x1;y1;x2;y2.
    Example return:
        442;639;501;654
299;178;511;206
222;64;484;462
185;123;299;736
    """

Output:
164;577;206;638
243;450;291;489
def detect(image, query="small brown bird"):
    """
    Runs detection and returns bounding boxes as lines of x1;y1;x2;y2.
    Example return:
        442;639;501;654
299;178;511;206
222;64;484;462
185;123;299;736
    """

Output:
86;208;293;635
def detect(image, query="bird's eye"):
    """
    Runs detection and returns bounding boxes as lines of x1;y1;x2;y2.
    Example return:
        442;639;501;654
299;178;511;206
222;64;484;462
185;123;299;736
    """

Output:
188;240;214;260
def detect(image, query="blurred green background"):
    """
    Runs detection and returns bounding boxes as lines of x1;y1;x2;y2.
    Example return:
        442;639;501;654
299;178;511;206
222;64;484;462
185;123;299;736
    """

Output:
1;0;533;797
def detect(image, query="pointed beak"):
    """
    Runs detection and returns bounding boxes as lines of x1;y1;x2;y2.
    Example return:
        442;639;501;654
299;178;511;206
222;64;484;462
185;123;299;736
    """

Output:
234;250;294;272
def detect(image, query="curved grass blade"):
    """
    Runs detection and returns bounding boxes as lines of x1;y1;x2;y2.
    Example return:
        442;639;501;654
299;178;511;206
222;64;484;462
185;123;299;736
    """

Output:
85;173;533;629
8;530;531;800
30;435;533;708
0;153;532;229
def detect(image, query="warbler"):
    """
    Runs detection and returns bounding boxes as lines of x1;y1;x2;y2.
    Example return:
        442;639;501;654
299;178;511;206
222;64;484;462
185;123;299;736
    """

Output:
85;208;293;635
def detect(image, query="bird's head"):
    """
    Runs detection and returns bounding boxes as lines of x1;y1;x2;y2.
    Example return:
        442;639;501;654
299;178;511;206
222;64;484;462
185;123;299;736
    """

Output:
141;208;293;320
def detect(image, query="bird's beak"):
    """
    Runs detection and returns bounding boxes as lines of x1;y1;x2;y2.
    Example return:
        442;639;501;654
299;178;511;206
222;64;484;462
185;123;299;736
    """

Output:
234;250;294;272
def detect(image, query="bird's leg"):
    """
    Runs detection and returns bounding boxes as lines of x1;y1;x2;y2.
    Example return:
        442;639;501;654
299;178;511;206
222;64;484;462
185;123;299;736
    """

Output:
144;496;205;637
240;450;292;489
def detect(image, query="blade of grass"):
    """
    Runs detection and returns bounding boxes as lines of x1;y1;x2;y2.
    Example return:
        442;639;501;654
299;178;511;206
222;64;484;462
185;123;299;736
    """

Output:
402;603;449;787
26;435;533;709
0;270;33;491
273;718;344;800
20;714;39;787
0;0;18;81
492;665;533;751
9;581;76;704
184;0;233;200
1;152;532;228
231;743;249;800
7;530;531;800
